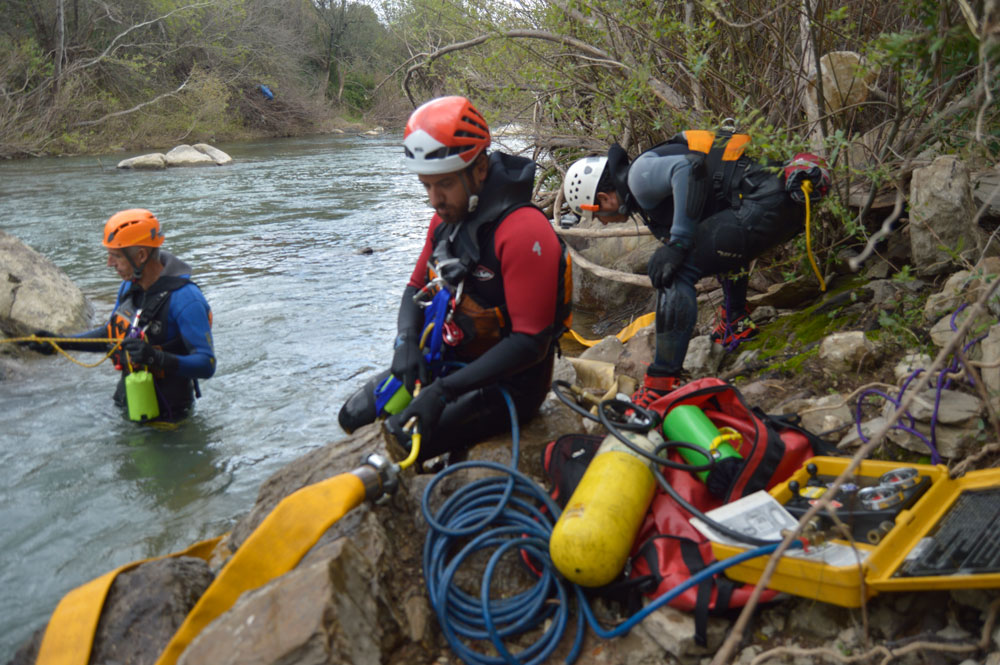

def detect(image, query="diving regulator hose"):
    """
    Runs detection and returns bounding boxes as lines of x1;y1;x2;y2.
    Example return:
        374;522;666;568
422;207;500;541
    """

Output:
405;385;801;665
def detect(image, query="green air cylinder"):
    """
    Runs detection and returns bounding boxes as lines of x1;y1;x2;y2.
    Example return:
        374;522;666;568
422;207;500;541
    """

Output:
662;405;741;482
125;370;160;422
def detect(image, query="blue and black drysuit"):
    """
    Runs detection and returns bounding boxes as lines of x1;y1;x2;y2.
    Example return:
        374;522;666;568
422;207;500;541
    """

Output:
65;251;215;421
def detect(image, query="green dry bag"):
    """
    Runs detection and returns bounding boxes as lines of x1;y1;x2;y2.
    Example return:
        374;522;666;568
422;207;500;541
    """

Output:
125;370;160;422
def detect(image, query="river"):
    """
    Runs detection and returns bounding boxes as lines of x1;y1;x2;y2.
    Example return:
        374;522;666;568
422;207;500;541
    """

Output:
0;133;433;659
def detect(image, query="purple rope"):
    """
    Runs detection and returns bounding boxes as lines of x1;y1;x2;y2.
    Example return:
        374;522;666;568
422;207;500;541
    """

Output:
854;304;990;465
856;383;937;461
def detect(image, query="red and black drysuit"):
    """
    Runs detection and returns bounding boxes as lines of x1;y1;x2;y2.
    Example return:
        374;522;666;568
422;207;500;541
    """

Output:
338;152;567;462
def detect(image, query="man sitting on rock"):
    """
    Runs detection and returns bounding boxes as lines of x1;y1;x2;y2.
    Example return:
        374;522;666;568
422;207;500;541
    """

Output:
338;95;570;464
563;130;828;407
21;209;215;422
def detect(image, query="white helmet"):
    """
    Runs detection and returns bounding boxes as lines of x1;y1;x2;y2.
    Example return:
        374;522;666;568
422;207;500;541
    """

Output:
563;156;608;222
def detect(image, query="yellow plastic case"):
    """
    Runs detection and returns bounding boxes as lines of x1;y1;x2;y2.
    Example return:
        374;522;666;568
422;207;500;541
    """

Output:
709;456;1000;607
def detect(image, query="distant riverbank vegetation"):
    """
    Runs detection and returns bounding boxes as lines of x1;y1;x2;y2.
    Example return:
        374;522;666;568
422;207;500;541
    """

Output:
1;0;412;157
1;0;995;181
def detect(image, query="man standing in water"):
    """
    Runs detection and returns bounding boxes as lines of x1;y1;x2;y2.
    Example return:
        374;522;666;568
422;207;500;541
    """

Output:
22;209;215;422
339;95;570;463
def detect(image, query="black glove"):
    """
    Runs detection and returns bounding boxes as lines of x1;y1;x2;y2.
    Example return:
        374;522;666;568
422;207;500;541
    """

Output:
121;337;179;372
390;332;427;393
647;241;690;289
390;380;448;437
18;329;57;355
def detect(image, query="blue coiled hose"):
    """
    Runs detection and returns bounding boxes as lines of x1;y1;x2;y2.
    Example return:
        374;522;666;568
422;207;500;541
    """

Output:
421;390;798;665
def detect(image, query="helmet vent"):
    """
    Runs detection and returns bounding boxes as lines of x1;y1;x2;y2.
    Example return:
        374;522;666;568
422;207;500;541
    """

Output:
424;145;475;161
461;114;488;133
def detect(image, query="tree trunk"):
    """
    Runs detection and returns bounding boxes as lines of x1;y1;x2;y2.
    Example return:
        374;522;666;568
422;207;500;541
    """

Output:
684;1;704;113
796;0;824;152
54;0;65;93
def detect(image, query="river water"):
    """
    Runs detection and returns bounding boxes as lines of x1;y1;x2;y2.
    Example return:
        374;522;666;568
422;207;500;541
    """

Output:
0;133;433;658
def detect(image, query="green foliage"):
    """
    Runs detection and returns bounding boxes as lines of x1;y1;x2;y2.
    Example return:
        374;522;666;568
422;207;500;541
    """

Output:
0;0;401;156
0;35;53;91
1;0;997;184
340;71;376;113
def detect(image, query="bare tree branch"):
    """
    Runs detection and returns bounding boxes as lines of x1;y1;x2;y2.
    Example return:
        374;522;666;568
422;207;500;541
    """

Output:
554;225;652;239
66;3;213;76
711;271;1000;665
564;242;654;288
71;73;192;127
401;29;687;110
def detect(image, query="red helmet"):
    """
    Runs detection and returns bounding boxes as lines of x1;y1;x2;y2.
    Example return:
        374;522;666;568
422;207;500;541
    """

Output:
102;209;165;248
403;96;490;174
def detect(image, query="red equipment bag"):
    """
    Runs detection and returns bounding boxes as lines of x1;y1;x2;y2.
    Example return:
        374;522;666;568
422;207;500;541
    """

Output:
541;378;838;645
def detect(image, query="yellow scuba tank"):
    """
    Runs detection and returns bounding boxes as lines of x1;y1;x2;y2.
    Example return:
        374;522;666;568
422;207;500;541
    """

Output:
125;370;160;422
549;429;661;587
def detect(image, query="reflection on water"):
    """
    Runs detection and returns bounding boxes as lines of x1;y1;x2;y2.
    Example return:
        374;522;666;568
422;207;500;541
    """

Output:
0;133;428;659
113;418;233;512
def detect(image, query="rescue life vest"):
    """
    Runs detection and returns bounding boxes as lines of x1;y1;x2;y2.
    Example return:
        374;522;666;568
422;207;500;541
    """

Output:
428;201;572;360
667;129;752;211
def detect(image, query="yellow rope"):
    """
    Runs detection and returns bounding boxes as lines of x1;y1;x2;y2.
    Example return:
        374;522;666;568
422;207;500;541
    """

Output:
419;322;435;350
802;180;827;292
0;335;122;368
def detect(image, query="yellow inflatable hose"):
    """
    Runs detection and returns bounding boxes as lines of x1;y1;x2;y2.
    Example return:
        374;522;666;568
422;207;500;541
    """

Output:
568;311;656;348
154;473;366;665
36;537;222;665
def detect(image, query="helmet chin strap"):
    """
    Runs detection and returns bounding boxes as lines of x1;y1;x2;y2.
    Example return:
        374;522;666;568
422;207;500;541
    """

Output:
460;170;479;214
124;247;152;283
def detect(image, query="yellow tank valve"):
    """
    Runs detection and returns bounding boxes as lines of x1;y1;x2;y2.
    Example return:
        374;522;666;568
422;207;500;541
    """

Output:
549;430;660;587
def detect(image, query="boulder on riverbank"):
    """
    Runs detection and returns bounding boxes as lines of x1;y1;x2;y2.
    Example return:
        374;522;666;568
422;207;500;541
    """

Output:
0;231;93;354
117;144;233;170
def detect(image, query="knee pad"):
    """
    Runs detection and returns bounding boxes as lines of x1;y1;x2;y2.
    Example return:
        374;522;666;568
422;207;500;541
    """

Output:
655;284;698;334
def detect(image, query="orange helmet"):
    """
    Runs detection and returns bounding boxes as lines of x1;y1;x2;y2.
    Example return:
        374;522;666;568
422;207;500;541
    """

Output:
403;96;490;174
102;209;164;249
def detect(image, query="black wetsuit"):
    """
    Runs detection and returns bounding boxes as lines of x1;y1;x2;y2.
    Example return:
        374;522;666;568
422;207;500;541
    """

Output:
339;152;566;460
627;137;800;373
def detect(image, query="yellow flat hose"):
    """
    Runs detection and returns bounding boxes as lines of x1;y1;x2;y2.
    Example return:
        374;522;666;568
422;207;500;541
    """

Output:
154;473;366;665
567;312;656;347
36;536;223;665
802;180;826;292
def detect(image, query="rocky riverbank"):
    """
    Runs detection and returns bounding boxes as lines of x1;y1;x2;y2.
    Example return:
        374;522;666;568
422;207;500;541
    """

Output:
6;152;1000;664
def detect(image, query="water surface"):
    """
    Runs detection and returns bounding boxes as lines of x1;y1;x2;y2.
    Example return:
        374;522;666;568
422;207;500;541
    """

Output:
0;133;429;658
